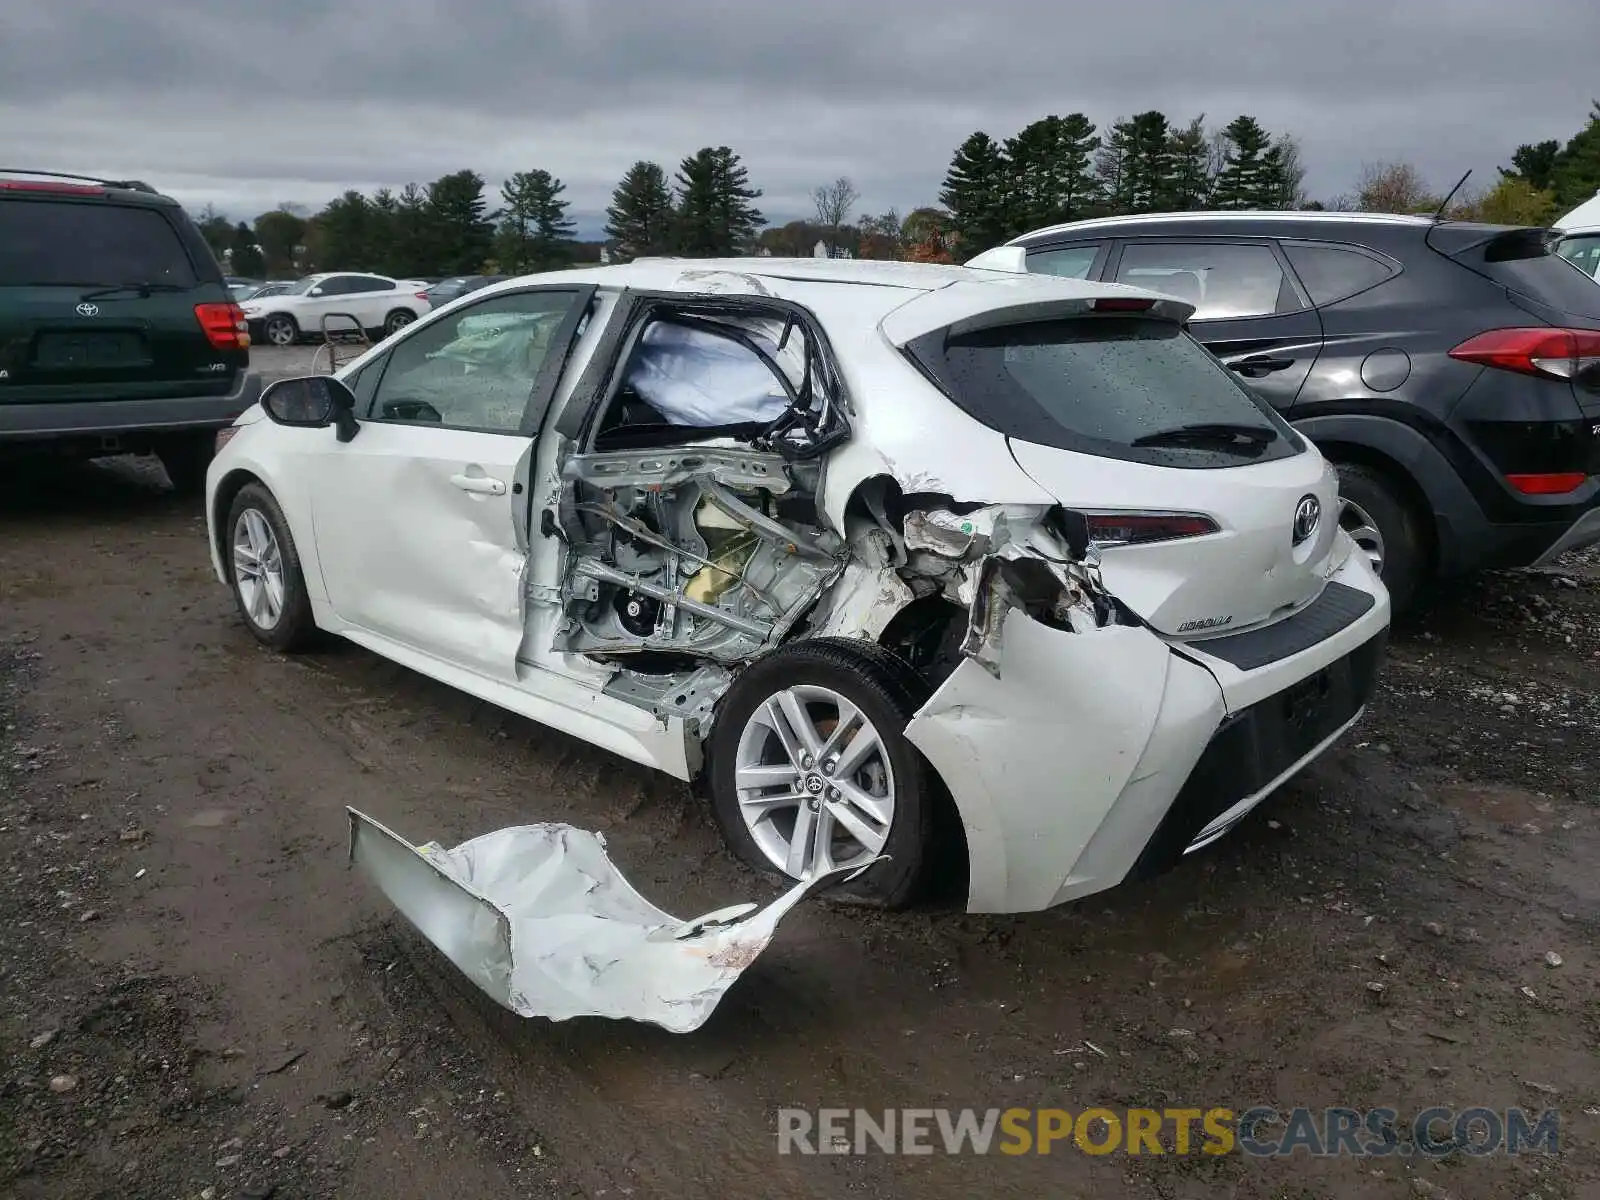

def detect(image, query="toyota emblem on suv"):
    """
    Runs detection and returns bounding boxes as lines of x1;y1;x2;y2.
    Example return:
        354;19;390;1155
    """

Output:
1292;495;1322;545
75;302;99;317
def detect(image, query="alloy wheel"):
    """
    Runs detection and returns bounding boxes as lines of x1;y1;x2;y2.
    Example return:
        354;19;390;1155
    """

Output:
232;508;286;630
732;684;895;879
1338;497;1385;576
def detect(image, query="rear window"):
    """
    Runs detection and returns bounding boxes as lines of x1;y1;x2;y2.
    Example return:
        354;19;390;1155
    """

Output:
908;317;1302;469
0;199;199;288
1437;226;1600;318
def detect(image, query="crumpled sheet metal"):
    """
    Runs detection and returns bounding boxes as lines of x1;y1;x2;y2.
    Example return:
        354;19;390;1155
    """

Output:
347;808;869;1033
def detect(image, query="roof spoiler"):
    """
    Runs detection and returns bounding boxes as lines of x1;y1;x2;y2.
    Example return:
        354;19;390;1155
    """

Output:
964;246;1028;273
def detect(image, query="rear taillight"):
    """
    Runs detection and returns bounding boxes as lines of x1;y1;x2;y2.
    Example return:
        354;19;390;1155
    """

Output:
415;291;430;301
194;302;249;349
1083;511;1220;547
1448;327;1600;380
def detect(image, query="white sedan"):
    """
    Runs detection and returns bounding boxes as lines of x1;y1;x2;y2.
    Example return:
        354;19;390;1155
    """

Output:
238;271;431;346
205;258;1390;913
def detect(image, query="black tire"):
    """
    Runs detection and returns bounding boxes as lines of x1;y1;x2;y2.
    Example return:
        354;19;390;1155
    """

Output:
224;482;317;652
156;432;214;495
708;638;938;908
1335;461;1427;614
382;308;416;337
263;313;299;346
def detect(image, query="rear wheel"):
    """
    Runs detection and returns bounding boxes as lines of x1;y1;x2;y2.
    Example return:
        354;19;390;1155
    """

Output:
382;309;416;338
263;314;299;346
1335;462;1427;613
708;639;937;908
225;483;316;652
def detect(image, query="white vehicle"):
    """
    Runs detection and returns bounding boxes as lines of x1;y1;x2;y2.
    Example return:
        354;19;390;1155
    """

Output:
1554;190;1600;281
204;258;1390;914
238;271;431;346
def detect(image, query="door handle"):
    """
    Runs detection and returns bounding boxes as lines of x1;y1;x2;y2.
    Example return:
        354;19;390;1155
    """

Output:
1228;355;1295;377
449;473;506;495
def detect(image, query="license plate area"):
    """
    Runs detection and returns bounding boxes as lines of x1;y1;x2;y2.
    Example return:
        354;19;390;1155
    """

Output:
31;330;151;370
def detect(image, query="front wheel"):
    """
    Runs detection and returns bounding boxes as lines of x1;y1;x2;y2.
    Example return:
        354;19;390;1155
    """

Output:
263;314;299;346
708;639;938;908
225;483;317;652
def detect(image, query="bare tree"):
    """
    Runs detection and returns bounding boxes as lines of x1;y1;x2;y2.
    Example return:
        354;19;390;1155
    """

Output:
1353;161;1440;214
812;177;859;254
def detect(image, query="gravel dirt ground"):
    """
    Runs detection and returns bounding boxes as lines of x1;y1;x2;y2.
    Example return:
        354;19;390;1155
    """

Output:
3;403;1599;1198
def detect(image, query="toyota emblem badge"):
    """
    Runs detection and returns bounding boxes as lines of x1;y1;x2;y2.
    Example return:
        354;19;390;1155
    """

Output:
1292;494;1322;545
75;302;99;317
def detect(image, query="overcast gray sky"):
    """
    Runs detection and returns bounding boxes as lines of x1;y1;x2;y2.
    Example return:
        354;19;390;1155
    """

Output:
2;0;1595;237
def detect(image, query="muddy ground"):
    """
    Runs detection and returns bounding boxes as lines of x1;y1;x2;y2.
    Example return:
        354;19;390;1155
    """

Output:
2;413;1598;1198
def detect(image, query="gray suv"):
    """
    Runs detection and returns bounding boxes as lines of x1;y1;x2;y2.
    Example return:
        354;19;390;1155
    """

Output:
971;212;1600;611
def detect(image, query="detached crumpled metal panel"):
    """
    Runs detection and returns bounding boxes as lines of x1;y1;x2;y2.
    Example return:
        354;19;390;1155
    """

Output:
347;808;868;1033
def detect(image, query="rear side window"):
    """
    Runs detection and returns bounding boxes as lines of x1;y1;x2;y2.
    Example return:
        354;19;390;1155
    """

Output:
1281;242;1397;305
1114;242;1304;319
1555;234;1600;282
0;199;198;288
1026;245;1100;279
908;317;1301;469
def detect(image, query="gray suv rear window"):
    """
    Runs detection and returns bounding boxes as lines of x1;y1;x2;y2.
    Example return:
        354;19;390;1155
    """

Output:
0;200;198;288
908;317;1301;469
1281;243;1397;306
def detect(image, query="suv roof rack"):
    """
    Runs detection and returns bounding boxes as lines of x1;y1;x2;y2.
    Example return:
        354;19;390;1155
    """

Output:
0;168;159;194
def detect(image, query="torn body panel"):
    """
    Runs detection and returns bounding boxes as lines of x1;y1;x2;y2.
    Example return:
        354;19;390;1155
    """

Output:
347;808;866;1032
905;608;1226;913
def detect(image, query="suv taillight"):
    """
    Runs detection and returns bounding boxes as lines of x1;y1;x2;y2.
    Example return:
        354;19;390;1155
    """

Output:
195;302;249;349
1448;327;1600;380
1083;511;1220;547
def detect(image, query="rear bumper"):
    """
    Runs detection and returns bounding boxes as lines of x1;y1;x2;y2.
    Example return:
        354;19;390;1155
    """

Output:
905;549;1391;914
0;370;263;443
1530;504;1600;568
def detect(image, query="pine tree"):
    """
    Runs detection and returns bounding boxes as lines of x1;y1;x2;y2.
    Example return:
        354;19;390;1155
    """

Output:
1161;117;1214;211
1122;111;1173;213
424;170;495;274
1549;102;1600;209
497;170;575;272
1004;114;1102;230
1502;140;1561;191
1094;121;1134;215
939;132;1013;250
604;161;673;261
1212;116;1274;210
672;147;763;256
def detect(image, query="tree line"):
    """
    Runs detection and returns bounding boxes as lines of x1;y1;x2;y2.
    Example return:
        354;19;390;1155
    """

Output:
195;104;1600;281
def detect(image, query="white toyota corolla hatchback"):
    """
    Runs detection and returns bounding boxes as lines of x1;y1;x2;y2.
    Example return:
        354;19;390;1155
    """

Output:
205;258;1390;914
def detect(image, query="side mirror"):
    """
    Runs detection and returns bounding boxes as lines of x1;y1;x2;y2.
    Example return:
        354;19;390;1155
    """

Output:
261;375;360;442
309;286;325;296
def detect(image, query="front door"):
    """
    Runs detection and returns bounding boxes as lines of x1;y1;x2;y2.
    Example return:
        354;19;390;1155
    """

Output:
1106;238;1324;413
308;285;592;682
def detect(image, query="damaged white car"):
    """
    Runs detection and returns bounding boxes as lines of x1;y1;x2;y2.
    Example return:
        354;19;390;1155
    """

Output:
205;258;1390;915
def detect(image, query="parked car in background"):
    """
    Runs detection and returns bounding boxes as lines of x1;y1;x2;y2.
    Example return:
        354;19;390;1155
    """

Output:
1554;190;1600;282
238;272;431;346
423;274;510;308
968;212;1600;611
243;280;297;301
226;277;263;302
0;168;258;491
205;258;1389;914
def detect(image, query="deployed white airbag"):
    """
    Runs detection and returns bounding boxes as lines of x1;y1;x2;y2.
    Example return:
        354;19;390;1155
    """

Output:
347;808;868;1033
624;320;792;427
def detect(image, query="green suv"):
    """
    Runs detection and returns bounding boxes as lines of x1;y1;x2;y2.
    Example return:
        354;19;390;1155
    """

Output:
0;169;261;491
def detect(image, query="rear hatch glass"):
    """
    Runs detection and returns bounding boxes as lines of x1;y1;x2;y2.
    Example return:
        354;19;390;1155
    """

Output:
906;316;1302;468
0;198;238;401
1428;224;1600;323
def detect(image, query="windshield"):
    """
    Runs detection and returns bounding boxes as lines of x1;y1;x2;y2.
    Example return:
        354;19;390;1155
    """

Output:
0;199;199;288
907;316;1301;469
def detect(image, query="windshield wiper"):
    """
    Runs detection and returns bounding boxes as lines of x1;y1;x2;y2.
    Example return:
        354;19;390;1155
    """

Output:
1131;422;1280;449
79;282;187;301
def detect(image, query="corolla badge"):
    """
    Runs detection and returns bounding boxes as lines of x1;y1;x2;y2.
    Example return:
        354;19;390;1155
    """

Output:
1292;494;1322;545
75;302;99;317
